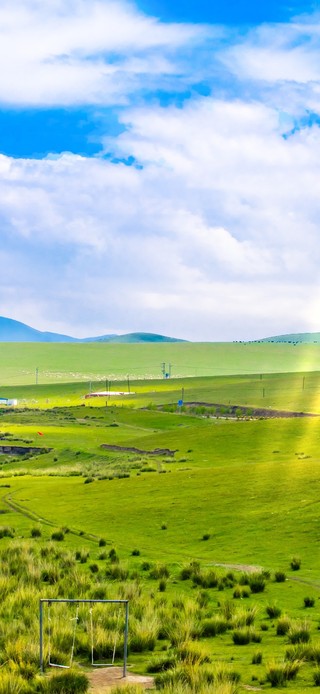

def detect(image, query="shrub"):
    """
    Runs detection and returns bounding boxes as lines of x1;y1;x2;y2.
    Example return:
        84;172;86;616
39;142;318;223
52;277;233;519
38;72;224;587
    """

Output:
202;533;210;541
84;477;94;484
290;556;301;571
314;669;320;686
98;538;107;547
132;549;140;556
31;526;42;538
304;596;315;607
159;579;167;592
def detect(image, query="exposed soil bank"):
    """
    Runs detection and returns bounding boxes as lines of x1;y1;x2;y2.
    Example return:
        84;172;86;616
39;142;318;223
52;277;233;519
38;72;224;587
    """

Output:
184;402;318;419
101;444;177;456
0;445;52;456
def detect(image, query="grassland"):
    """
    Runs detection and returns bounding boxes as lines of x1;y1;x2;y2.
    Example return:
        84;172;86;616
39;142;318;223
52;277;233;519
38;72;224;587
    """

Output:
0;347;319;693
1;340;320;384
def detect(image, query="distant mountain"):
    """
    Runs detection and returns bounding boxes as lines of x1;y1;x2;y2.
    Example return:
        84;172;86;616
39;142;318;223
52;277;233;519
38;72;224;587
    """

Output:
0;317;185;343
86;332;186;344
256;332;320;343
0;317;77;342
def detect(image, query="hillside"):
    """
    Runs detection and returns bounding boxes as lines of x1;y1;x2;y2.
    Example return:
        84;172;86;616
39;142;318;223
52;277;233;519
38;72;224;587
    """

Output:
89;332;186;344
0;317;184;344
257;332;320;343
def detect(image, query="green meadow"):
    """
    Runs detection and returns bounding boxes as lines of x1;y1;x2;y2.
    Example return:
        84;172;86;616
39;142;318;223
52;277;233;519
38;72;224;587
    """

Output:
2;340;320;384
0;342;319;693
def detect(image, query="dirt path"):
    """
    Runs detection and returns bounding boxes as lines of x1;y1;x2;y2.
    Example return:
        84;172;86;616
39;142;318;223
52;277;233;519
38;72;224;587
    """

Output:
87;667;154;691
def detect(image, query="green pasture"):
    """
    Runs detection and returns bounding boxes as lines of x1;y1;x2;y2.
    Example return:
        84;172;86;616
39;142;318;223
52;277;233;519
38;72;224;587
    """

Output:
2;369;320;413
2;341;320;385
0;408;320;579
0;353;319;692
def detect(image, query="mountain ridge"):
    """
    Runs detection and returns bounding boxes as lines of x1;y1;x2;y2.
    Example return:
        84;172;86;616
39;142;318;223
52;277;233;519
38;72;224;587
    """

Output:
0;317;186;343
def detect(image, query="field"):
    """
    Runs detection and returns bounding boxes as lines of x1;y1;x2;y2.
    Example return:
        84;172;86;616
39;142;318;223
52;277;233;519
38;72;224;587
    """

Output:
0;342;319;693
2;341;320;384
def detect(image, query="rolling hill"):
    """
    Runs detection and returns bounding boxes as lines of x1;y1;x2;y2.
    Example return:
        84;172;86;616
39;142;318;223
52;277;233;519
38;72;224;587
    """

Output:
257;332;320;343
0;317;185;343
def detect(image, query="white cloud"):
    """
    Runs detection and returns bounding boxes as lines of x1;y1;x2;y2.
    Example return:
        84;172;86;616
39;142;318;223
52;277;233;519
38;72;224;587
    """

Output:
2;4;320;338
0;0;210;106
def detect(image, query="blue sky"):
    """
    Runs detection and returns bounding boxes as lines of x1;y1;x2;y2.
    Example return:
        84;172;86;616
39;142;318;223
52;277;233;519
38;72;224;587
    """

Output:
1;0;320;340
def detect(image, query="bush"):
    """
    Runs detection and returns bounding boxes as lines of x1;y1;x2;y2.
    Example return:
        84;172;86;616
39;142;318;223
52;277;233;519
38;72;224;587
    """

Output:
202;533;210;541
314;669;320;686
31;526;42;538
84;477;94;484
132;549;140;556
304;596;315;607
98;538;106;547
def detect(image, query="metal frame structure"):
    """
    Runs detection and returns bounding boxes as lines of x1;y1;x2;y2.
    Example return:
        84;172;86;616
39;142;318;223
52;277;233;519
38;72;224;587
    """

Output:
39;598;129;676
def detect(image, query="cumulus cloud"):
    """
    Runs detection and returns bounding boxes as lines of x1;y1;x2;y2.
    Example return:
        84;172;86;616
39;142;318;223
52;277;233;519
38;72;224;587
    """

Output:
2;3;320;338
0;0;211;106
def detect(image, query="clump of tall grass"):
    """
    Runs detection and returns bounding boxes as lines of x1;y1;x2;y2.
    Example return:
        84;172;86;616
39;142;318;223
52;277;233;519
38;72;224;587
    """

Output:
248;573;266;593
231;605;258;628
266;603;282;619
232;628;261;645
177;641;211;665
276;615;292;636
287;620;311;644
200;616;229;637
274;571;286;583
146;652;177;673
265;659;302;686
285;643;320;664
149;563;170;579
290;556;301;571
